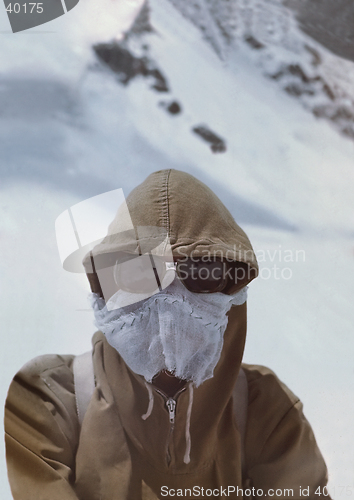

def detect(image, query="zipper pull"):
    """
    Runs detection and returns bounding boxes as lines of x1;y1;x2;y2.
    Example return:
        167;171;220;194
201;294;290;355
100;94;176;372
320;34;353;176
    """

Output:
166;398;176;424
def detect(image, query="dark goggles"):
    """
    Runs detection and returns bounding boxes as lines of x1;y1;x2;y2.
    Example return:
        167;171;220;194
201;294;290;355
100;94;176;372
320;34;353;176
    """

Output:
113;256;249;294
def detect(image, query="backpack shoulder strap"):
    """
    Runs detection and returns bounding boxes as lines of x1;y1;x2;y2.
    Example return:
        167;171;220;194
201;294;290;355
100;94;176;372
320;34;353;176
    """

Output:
233;367;248;474
73;351;95;426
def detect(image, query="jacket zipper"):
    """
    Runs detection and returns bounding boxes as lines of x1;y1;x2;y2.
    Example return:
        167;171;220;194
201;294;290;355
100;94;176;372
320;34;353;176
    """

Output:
166;398;176;426
165;398;176;465
155;387;186;465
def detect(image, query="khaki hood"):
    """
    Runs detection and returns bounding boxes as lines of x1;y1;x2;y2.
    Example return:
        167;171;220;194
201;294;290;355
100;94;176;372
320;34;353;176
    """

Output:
84;169;258;296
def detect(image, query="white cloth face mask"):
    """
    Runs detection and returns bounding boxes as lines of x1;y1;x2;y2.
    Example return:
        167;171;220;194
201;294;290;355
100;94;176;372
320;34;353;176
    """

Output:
90;279;247;387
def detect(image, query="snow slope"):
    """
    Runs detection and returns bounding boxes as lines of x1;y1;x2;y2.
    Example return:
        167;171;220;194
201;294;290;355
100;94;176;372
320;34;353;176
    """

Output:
1;0;354;496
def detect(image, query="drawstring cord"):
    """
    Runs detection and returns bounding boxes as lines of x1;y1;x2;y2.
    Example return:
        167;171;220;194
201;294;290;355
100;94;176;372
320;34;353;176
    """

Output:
183;383;194;464
141;381;154;420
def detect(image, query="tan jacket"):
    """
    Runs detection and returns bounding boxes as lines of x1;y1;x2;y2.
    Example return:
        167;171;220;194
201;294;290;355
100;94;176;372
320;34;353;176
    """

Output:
5;170;330;499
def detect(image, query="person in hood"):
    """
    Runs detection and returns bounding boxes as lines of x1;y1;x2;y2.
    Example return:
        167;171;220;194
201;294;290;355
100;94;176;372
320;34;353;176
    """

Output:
5;170;330;499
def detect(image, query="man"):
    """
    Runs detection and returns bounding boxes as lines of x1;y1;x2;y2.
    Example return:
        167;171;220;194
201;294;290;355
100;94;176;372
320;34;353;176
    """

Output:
5;169;330;499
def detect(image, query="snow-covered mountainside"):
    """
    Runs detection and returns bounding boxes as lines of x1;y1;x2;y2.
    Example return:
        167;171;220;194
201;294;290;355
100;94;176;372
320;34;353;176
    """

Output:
0;0;353;496
126;0;354;140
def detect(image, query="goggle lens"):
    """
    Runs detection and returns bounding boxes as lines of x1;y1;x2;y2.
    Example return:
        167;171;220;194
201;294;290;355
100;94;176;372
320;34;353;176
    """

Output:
176;260;227;293
114;255;164;294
